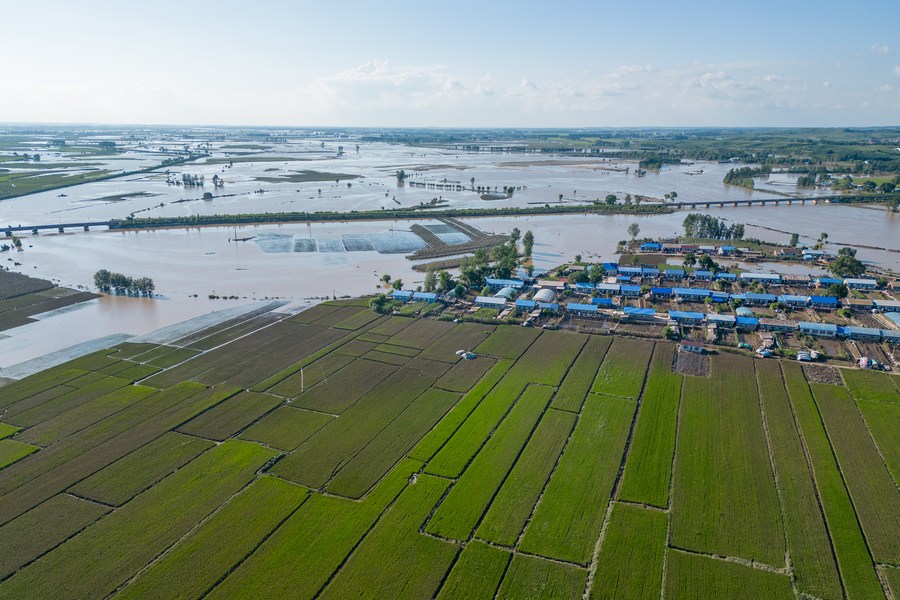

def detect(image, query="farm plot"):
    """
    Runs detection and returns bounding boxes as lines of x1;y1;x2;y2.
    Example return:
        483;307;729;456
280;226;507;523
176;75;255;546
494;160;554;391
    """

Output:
418;323;494;363
811;382;900;564
0;440;276;599
272;367;436;488
5;375;132;426
383;317;455;350
334;338;378;357
268;351;355;398
663;549;793;599
0;494;109;579
591;337;654;399
842;368;899;403
496;554;587;600
435;355;497;393
617;343;681;508
782;362;884;599
427;385;554;540
755;361;842;599
361;348;414;365
551;334;612;413
476;407;575;546
177;391;283;441
855;398;900;484
885;567;900;599
0;439;39;469
207;459;421;599
17;385;157;446
284;302;343;325
0;367;87;411
436;540;511;600
291;358;398;414
318;474;458;600
139;347;200;369
183;312;287;352
519;394;635;565
238;406;333;451
591;503;666;600
326;388;460;498
373;342;421;357
69;432;214;506
365;315;415;337
671;354;785;566
410;359;513;463
113;476;308;600
473;325;541;359
331;308;382;331
0;423;20;439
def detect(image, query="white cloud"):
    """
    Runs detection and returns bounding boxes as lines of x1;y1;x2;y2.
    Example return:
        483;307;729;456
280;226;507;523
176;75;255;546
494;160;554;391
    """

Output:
895;65;900;76
870;44;891;55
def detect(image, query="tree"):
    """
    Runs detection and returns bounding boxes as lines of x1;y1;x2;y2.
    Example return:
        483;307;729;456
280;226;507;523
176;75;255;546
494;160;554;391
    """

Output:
423;266;437;292
588;264;603;283
202;192;213;200
454;283;466;298
437;270;452;292
627;222;640;240
605;194;617;205
683;252;696;268
828;247;865;278
878;182;896;193
391;279;403;290
510;227;521;244
369;294;388;312
396;170;406;183
789;233;799;247
698;254;717;270
522;230;534;259
381;274;391;284
826;283;848;299
492;242;518;279
574;254;582;264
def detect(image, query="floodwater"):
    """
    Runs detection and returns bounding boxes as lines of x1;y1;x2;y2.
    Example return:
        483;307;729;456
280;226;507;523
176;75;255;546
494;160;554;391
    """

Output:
0;136;897;372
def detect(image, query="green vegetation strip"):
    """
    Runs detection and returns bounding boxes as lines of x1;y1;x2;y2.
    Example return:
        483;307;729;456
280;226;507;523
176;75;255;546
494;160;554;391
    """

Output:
755;361;842;599
519;394;635;565
238;406;334;451
434;356;497;393
855;398;900;485
113;476;307;600
664;549;793;599
69;432;214;506
885;567;900;599
0;440;276;599
476;408;575;546
591;337;654;399
272;368;435;488
178;391;283;441
436;540;511;600
291;358;397;413
591;503;666;600
782;362;884;599
269;352;355;398
418;323;494;363
0;423;21;439
473;326;541;359
410;359;513;463
617;343;681;508
841;369;899;404
327;388;460;498
671;354;784;566
0;494;109;579
318;474;457;600
551;335;612;412
207;458;420;599
496;553;587;600
427;385;554;540
6;375;131;426
0;439;39;469
383;318;455;350
811;382;900;564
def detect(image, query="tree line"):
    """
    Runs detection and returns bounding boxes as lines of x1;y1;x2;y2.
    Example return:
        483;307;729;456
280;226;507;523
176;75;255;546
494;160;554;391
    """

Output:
682;213;745;240
93;270;155;296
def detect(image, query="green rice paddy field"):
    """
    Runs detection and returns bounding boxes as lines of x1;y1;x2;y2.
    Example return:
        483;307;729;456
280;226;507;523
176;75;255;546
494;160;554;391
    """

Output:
0;300;897;599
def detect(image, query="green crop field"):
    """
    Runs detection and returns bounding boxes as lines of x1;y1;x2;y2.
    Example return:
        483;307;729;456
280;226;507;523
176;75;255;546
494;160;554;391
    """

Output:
0;299;896;598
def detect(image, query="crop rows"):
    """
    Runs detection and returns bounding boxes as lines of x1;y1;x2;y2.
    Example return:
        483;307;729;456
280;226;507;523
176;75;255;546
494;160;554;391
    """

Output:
664;549;793;599
591;337;654;399
592;503;667;600
551;335;612;413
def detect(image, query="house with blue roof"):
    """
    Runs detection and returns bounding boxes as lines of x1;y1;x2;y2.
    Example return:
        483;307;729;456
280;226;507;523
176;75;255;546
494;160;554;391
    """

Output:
620;284;642;297
715;272;737;281
515;299;536;311
798;321;838;338
842;326;882;342
624;307;656;319
567;302;599;316
735;316;759;330
706;313;736;327
596;283;620;295
844;278;877;290
640;242;662;252
485;278;525;290
668;310;705;325
650;287;673;298
662;269;685;280
810;295;839;309
816;276;843;287
778;294;810;308
673;287;711;301
391;290;415;301
742;292;778;305
592;297;613;306
412;292;438;303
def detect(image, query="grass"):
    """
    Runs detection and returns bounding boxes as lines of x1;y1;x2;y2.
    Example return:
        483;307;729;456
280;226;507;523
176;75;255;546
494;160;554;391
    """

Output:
207;458;420;599
855;398;900;485
434;355;497;393
326;388;460;498
0;494;109;579
0;439;39;469
755;361;842;599
0;440;276;599
811;382;900;564
551;335;612;412
238;406;333;451
0;423;21;440
782;362;884;599
670;354;785;566
113;476;308;600
436;540;511;599
841;369;899;404
318;474;458;600
664;549;794;599
496;554;587;600
410;358;513;463
291;358;397;413
476;407;575;546
69;432;214;506
426;385;554;540
519;394;635;565
591;503;667;600
177;391;282;441
617;343;681;508
591;337;654;398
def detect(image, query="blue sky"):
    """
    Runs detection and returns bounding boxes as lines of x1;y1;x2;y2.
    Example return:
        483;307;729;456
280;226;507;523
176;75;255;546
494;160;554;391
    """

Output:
2;0;899;127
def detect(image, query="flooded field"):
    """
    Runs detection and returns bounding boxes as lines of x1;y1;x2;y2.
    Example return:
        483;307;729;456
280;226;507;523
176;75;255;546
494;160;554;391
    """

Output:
1;133;897;370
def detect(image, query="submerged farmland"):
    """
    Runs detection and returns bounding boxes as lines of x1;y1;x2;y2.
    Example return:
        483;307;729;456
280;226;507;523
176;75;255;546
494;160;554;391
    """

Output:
0;303;897;599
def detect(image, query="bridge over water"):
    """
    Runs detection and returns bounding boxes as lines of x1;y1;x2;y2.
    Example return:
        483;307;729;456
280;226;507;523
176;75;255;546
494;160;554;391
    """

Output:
3;222;110;236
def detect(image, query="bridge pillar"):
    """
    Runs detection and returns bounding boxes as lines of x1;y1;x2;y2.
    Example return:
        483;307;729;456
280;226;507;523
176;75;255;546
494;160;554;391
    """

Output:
718;202;725;208
4;230;11;237
705;203;710;208
760;201;766;206
32;228;39;235
733;202;738;207
774;200;779;205
58;226;64;233
84;225;90;231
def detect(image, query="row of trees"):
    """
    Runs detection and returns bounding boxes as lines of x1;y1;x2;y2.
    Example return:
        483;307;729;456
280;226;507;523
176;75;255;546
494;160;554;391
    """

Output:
682;213;745;240
723;166;771;188
93;270;155;296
